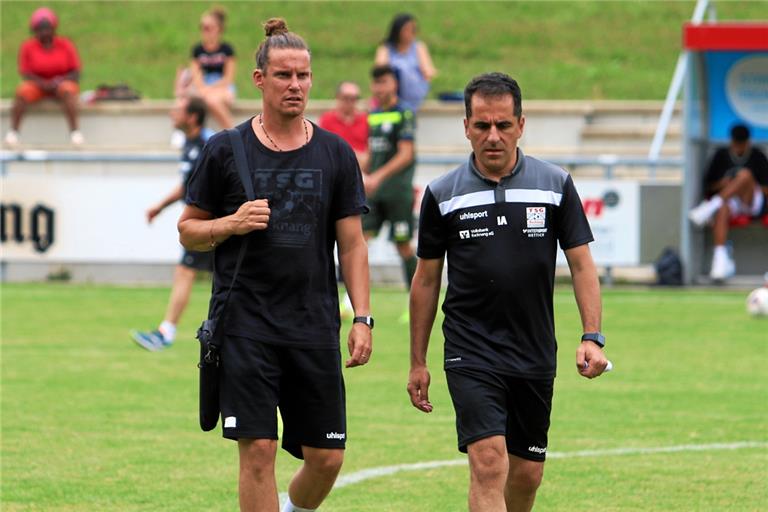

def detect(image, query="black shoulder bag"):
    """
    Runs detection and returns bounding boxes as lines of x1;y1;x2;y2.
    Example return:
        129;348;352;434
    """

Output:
197;128;255;432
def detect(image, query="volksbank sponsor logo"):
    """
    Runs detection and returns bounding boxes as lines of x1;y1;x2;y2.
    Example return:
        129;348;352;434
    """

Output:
326;432;346;440
459;227;495;239
459;210;489;221
528;445;547;454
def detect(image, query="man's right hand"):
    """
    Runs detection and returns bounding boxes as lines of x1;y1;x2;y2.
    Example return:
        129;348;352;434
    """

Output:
231;199;270;235
407;365;433;413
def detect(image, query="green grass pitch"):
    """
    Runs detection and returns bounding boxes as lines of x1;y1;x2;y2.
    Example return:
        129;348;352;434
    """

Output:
1;283;766;510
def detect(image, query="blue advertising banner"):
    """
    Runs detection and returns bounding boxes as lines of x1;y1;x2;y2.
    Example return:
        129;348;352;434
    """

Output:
705;51;768;141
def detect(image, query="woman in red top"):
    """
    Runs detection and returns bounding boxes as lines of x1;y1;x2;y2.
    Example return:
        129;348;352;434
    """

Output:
5;7;83;146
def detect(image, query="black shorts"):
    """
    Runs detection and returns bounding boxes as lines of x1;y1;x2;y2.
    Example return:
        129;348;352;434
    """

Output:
445;367;553;462
180;249;212;271
362;193;414;242
219;336;346;459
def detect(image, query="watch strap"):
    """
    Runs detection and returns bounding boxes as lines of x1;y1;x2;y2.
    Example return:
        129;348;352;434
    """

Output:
353;315;374;329
581;332;605;348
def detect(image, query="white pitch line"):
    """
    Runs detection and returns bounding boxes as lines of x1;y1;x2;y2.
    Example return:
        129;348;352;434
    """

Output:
278;441;766;505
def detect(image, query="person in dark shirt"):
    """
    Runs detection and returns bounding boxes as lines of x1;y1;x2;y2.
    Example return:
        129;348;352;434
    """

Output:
688;124;768;281
178;19;371;512
175;6;236;129
130;97;211;351
408;72;608;512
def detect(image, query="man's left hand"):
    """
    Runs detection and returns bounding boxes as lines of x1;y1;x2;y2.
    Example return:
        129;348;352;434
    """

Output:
576;341;608;379
345;323;372;368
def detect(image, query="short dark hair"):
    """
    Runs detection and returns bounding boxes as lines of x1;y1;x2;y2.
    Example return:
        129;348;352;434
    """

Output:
186;96;207;127
731;124;750;143
371;64;397;81
385;13;415;46
464;72;522;119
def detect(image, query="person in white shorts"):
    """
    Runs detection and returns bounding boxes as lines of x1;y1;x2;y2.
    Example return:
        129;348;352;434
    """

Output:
688;124;768;281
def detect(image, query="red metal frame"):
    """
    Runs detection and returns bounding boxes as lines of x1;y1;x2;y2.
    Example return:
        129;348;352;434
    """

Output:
684;23;768;51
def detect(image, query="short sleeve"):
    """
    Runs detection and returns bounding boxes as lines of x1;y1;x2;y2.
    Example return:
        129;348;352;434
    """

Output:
703;148;729;189
331;140;368;220
555;175;594;251
399;108;415;141
222;42;235;57
749;149;768;186
18;40;32;75
61;38;81;72
317;111;332;131
185;141;222;214
191;43;203;59
416;187;447;259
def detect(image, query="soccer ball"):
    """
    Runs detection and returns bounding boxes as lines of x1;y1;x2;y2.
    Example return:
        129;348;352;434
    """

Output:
746;287;768;317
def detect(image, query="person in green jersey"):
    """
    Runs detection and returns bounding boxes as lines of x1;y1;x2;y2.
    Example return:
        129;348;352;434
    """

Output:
364;65;418;303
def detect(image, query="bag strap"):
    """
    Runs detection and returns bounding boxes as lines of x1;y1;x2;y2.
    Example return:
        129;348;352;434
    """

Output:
208;129;256;349
228;128;256;201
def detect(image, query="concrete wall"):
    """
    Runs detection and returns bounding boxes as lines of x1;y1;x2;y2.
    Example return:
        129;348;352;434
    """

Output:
1;99;682;157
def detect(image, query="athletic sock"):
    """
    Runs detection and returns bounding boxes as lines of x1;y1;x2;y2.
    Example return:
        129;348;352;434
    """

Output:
402;255;417;290
281;497;316;512
158;321;177;342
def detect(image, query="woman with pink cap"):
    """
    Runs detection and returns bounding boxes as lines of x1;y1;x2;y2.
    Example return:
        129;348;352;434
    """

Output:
5;7;83;147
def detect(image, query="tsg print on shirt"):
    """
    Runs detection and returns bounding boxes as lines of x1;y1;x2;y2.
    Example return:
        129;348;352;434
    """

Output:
252;168;322;248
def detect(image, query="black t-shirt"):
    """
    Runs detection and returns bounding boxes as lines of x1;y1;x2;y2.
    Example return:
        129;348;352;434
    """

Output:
704;146;768;196
180;134;206;201
186;120;367;348
417;150;593;379
192;42;235;76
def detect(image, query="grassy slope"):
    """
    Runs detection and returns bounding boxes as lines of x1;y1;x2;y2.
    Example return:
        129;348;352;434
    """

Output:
1;283;766;510
1;1;765;100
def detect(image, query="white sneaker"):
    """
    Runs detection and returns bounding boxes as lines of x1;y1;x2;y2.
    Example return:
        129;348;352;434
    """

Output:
688;199;717;227
4;130;19;147
709;251;735;281
70;130;85;146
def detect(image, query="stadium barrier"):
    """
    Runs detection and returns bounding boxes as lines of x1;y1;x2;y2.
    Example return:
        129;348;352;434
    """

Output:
1;150;687;284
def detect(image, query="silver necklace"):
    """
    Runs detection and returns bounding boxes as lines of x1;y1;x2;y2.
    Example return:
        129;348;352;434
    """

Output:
258;114;308;152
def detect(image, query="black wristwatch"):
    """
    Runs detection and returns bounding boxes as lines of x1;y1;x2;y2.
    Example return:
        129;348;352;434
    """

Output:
353;316;374;329
581;332;605;348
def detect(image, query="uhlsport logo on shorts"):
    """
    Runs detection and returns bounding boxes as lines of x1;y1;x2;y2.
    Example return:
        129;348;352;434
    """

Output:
326;432;346;440
528;445;547;454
